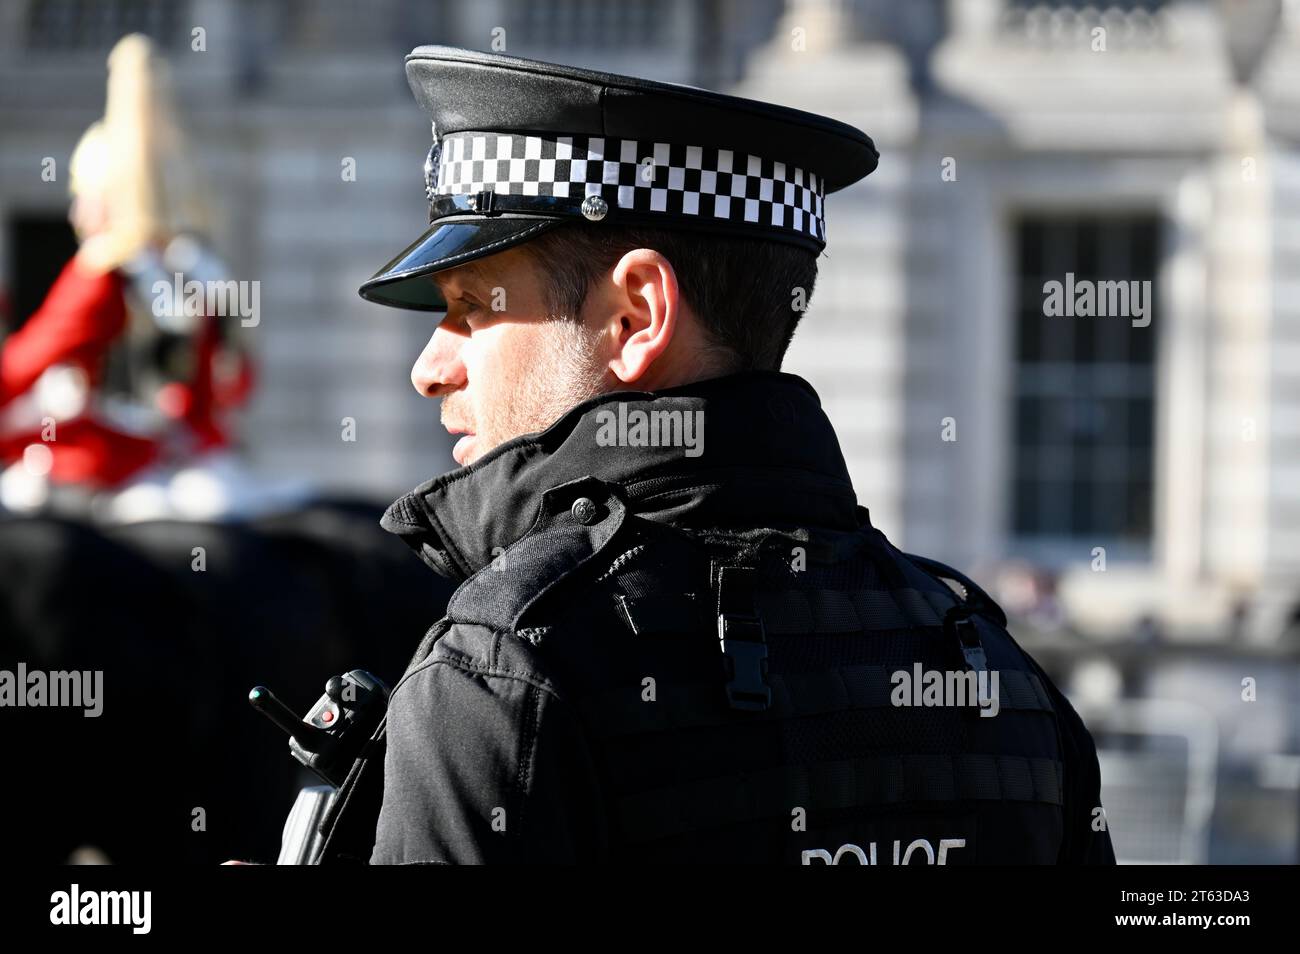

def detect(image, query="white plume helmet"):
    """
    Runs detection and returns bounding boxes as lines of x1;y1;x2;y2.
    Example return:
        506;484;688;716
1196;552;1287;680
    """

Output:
71;34;212;272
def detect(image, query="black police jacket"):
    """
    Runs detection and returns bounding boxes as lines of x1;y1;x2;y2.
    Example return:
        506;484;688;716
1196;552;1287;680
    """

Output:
317;372;1116;864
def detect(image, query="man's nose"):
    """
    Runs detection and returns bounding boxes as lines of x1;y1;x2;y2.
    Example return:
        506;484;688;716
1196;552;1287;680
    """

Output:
410;326;467;398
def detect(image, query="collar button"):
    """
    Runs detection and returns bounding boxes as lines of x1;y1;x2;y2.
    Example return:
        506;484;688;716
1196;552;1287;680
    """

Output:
570;496;600;525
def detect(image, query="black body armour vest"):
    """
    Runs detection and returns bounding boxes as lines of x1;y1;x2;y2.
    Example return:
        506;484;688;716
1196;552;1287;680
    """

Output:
314;373;1113;865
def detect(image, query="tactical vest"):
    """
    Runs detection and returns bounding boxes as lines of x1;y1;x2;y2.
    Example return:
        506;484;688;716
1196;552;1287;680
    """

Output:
317;476;1069;865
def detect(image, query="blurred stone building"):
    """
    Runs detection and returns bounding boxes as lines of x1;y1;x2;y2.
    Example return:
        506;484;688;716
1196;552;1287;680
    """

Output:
1;0;1298;645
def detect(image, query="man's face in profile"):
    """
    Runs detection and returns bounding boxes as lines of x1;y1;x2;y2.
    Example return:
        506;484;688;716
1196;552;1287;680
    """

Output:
410;245;609;466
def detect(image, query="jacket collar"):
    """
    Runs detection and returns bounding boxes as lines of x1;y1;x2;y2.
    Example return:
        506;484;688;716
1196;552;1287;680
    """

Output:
380;371;863;582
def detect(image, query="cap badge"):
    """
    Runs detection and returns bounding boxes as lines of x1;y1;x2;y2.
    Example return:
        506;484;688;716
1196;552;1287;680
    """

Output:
580;194;608;222
423;123;441;201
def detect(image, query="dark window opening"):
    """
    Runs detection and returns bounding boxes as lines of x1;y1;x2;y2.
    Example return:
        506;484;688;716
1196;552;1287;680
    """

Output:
1010;214;1160;547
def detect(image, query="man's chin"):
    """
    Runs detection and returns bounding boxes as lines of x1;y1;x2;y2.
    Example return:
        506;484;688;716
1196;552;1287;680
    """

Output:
451;434;478;466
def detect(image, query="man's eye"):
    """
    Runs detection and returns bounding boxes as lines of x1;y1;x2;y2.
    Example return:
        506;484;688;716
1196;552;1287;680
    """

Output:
458;298;496;329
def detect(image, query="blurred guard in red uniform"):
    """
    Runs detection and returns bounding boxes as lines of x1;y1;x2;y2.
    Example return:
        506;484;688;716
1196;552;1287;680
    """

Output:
0;34;251;514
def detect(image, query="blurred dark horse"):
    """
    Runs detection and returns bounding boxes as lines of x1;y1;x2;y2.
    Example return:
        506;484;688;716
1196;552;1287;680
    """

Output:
0;499;451;864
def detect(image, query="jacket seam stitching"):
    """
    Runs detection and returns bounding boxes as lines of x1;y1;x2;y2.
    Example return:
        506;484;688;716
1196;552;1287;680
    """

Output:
392;651;565;702
513;681;543;842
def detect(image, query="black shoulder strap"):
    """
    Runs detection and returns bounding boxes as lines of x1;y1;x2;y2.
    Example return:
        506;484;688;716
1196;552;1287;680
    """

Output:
901;551;1008;628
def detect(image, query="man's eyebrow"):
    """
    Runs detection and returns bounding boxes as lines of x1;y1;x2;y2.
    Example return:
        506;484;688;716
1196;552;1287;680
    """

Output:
432;261;489;293
462;261;491;285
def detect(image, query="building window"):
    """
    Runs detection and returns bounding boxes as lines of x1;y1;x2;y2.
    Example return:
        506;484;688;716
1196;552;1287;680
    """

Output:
1010;215;1160;551
1008;0;1166;9
1001;0;1170;49
24;0;189;51
507;0;671;50
4;215;80;334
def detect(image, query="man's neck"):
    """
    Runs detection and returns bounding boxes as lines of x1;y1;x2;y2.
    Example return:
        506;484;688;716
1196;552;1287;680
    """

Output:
614;349;742;394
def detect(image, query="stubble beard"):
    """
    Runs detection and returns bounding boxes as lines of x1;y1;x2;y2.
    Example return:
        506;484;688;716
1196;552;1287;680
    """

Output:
447;318;610;462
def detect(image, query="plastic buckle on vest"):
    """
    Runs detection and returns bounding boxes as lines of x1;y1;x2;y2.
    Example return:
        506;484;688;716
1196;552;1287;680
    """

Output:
943;606;989;719
714;564;771;712
945;606;987;674
958;623;986;673
718;613;771;712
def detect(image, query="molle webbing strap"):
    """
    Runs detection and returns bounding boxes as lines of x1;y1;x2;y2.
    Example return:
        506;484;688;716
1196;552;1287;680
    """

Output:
617;585;962;638
576;666;1053;741
755;586;958;633
614;753;1065;845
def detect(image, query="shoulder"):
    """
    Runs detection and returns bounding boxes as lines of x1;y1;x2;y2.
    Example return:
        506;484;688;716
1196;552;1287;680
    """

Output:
444;475;637;634
443;473;701;639
395;619;566;705
376;618;605;864
71;242;128;285
37;253;124;306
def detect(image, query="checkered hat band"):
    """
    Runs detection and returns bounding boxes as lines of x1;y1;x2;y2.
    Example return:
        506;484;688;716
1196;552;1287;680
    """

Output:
433;132;827;243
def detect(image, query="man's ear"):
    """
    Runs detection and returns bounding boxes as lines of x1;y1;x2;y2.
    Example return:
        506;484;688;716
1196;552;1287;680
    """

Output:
604;248;680;385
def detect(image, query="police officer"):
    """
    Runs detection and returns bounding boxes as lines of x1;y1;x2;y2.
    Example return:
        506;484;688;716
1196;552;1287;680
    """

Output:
318;46;1116;865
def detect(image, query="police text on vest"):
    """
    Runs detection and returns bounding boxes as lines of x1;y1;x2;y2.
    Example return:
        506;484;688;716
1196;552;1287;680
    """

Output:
802;839;967;865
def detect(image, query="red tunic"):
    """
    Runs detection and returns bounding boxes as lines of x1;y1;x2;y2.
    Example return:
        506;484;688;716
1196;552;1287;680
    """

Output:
0;256;159;487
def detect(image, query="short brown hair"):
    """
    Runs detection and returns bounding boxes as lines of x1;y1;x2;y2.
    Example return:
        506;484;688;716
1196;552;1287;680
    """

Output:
522;223;819;371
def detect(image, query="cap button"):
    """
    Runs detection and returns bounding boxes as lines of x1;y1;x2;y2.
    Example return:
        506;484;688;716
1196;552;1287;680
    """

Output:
580;195;608;222
570;496;599;525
